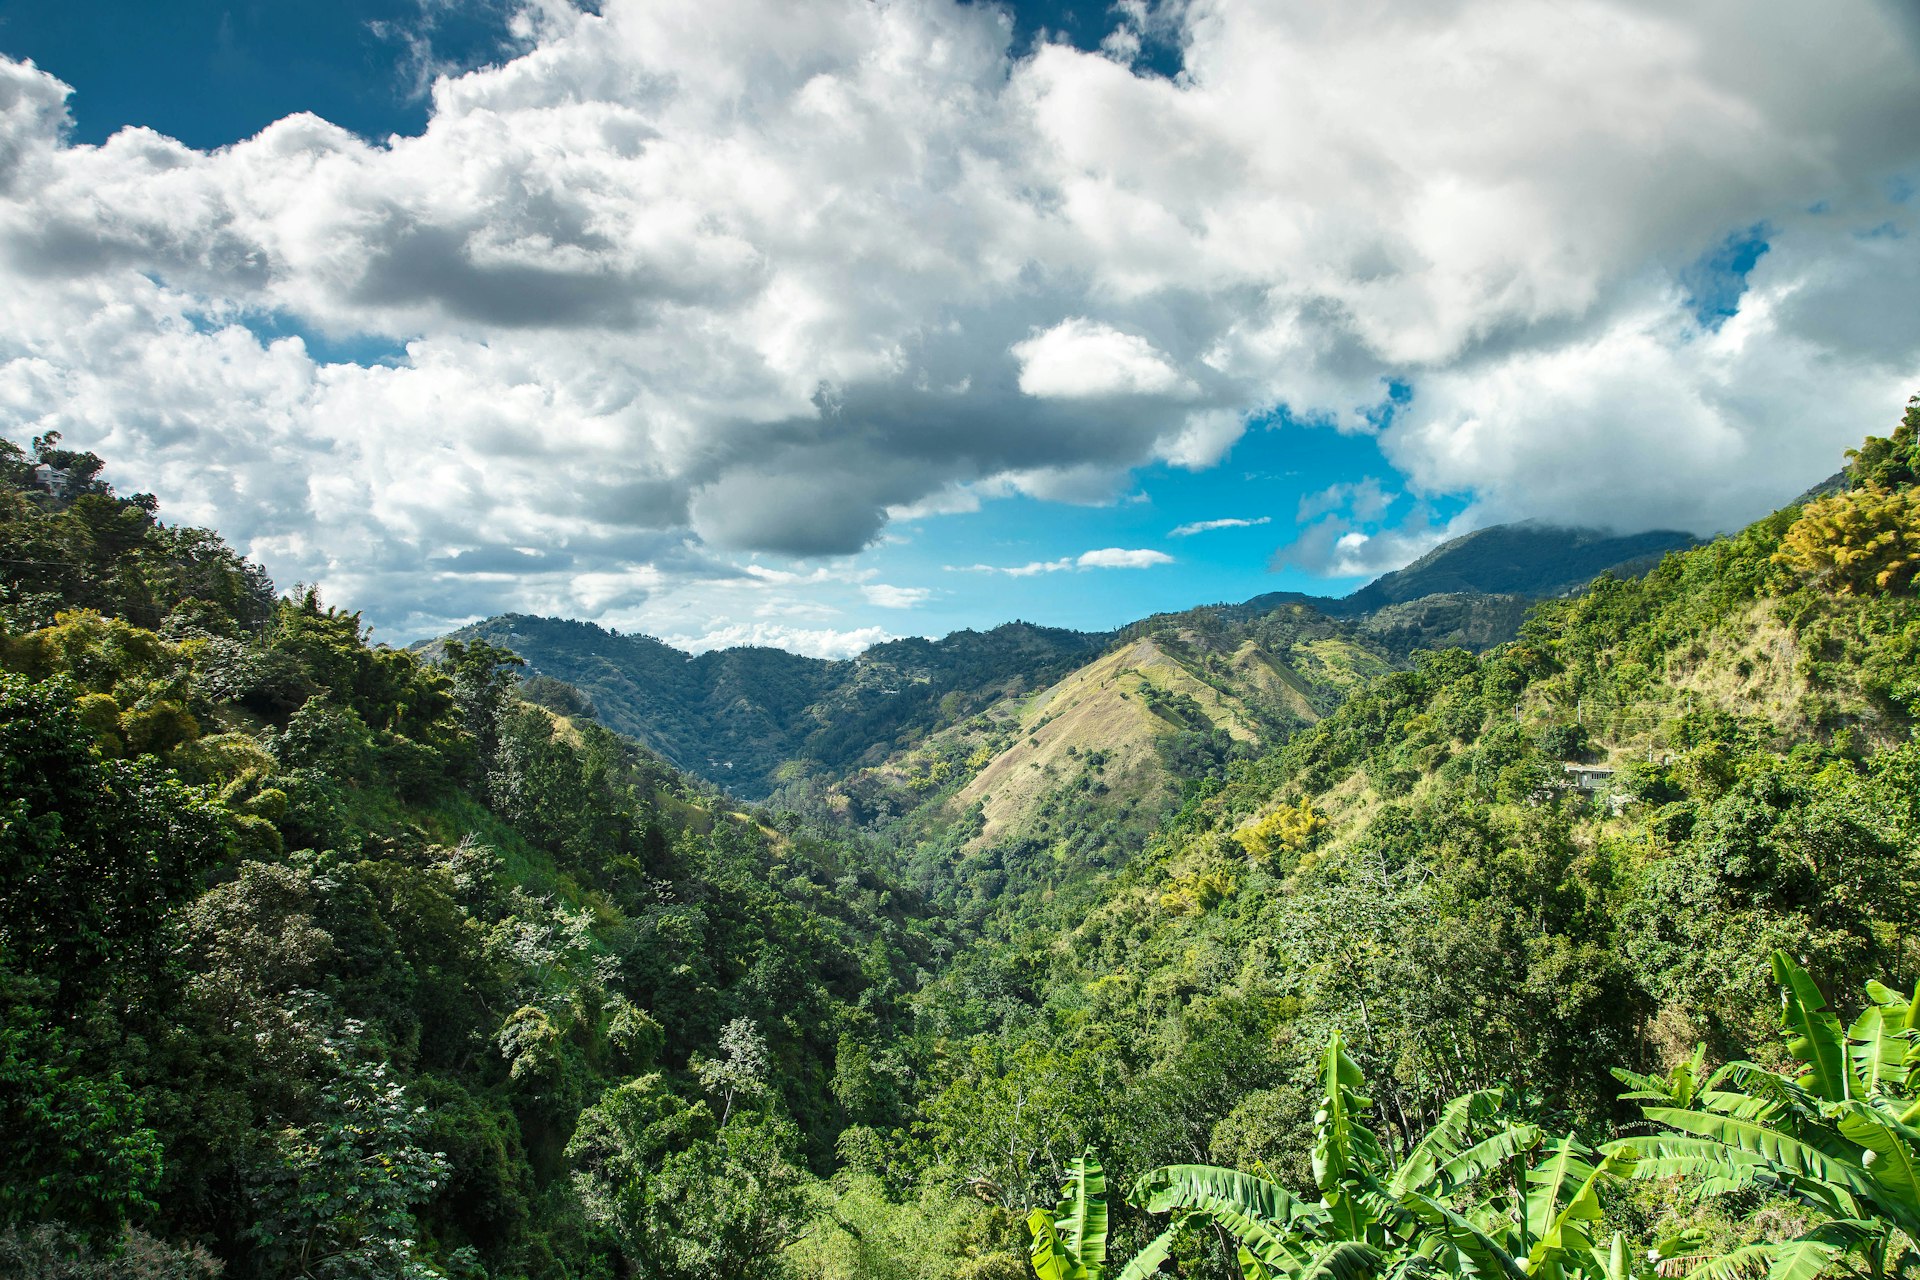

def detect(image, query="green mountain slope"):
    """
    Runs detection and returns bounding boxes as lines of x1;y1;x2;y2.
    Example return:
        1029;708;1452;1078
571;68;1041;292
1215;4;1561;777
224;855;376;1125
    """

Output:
1332;521;1698;613
427;614;1105;799
797;601;1397;928
0;434;959;1277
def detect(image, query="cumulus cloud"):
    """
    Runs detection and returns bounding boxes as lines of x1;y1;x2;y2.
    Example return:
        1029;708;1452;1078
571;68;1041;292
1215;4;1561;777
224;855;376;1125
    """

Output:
1380;259;1920;535
0;0;1916;642
1011;318;1197;399
1170;515;1271;537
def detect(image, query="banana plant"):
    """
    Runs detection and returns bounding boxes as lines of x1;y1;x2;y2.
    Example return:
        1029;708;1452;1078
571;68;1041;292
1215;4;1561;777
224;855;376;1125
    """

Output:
1610;951;1920;1280
1027;1149;1183;1280
1613;1044;1710;1110
1504;1136;1639;1280
1114;1032;1630;1280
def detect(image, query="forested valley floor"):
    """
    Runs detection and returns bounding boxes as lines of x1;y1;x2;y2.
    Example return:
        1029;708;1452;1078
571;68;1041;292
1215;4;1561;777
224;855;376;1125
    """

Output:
5;401;1920;1280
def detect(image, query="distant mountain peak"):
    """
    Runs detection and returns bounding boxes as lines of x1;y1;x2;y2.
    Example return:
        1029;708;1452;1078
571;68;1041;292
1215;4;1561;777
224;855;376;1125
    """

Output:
1331;522;1698;614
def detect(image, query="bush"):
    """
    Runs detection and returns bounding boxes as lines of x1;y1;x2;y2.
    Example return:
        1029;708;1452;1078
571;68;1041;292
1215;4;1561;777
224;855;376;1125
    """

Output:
0;1224;223;1279
1536;721;1591;761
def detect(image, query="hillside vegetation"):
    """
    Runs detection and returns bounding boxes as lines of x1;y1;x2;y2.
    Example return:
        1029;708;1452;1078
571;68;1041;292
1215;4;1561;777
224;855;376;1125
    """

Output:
786;604;1398;936
869;400;1920;1276
0;433;956;1277
429;614;1105;799
1333;522;1697;612
3;399;1920;1280
436;523;1686;805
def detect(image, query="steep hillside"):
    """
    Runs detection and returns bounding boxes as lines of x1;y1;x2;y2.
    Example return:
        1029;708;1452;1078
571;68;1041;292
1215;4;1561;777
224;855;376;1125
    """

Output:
1353;590;1536;653
796;599;1399;925
949;635;1276;845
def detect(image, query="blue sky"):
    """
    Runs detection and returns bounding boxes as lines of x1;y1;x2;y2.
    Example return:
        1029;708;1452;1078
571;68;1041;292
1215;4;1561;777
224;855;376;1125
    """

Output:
0;2;1175;149
0;1;519;148
0;0;1914;654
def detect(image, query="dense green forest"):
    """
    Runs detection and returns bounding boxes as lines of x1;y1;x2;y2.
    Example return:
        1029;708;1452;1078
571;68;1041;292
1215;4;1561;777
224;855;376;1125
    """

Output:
0;432;953;1276
3;399;1920;1280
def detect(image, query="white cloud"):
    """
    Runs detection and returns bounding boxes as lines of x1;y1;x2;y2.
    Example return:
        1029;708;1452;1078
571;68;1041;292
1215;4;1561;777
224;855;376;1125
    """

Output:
969;558;1074;576
0;0;1915;648
861;583;931;608
950;546;1173;574
1170;515;1271;537
1382;257;1920;534
1076;546;1174;569
1011;318;1197;399
1155;409;1249;469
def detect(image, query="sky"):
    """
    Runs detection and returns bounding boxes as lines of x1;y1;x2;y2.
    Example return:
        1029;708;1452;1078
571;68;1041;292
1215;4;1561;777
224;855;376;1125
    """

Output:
0;1;1917;657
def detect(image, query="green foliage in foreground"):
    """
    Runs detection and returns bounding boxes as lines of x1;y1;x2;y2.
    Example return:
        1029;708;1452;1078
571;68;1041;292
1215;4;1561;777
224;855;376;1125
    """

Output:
1609;952;1920;1280
1028;1031;1634;1280
1025;951;1920;1280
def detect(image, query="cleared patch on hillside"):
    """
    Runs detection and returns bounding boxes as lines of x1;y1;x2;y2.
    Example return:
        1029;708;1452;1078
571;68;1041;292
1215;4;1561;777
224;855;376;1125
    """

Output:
1291;637;1395;695
1662;599;1905;747
952;637;1269;846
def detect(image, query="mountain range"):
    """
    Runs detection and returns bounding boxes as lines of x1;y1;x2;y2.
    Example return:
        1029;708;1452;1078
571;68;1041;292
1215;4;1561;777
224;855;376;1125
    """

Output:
428;522;1697;823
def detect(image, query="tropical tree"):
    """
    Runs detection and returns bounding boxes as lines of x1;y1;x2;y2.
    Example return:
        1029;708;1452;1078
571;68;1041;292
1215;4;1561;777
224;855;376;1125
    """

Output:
1774;484;1920;596
1611;951;1920;1280
566;1073;811;1280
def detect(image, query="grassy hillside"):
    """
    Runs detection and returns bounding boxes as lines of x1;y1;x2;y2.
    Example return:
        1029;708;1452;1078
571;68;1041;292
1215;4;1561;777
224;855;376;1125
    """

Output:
786;600;1399;937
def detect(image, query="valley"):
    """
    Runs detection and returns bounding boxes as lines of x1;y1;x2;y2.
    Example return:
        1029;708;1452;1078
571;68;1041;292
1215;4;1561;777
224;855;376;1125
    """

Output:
1;409;1916;1280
